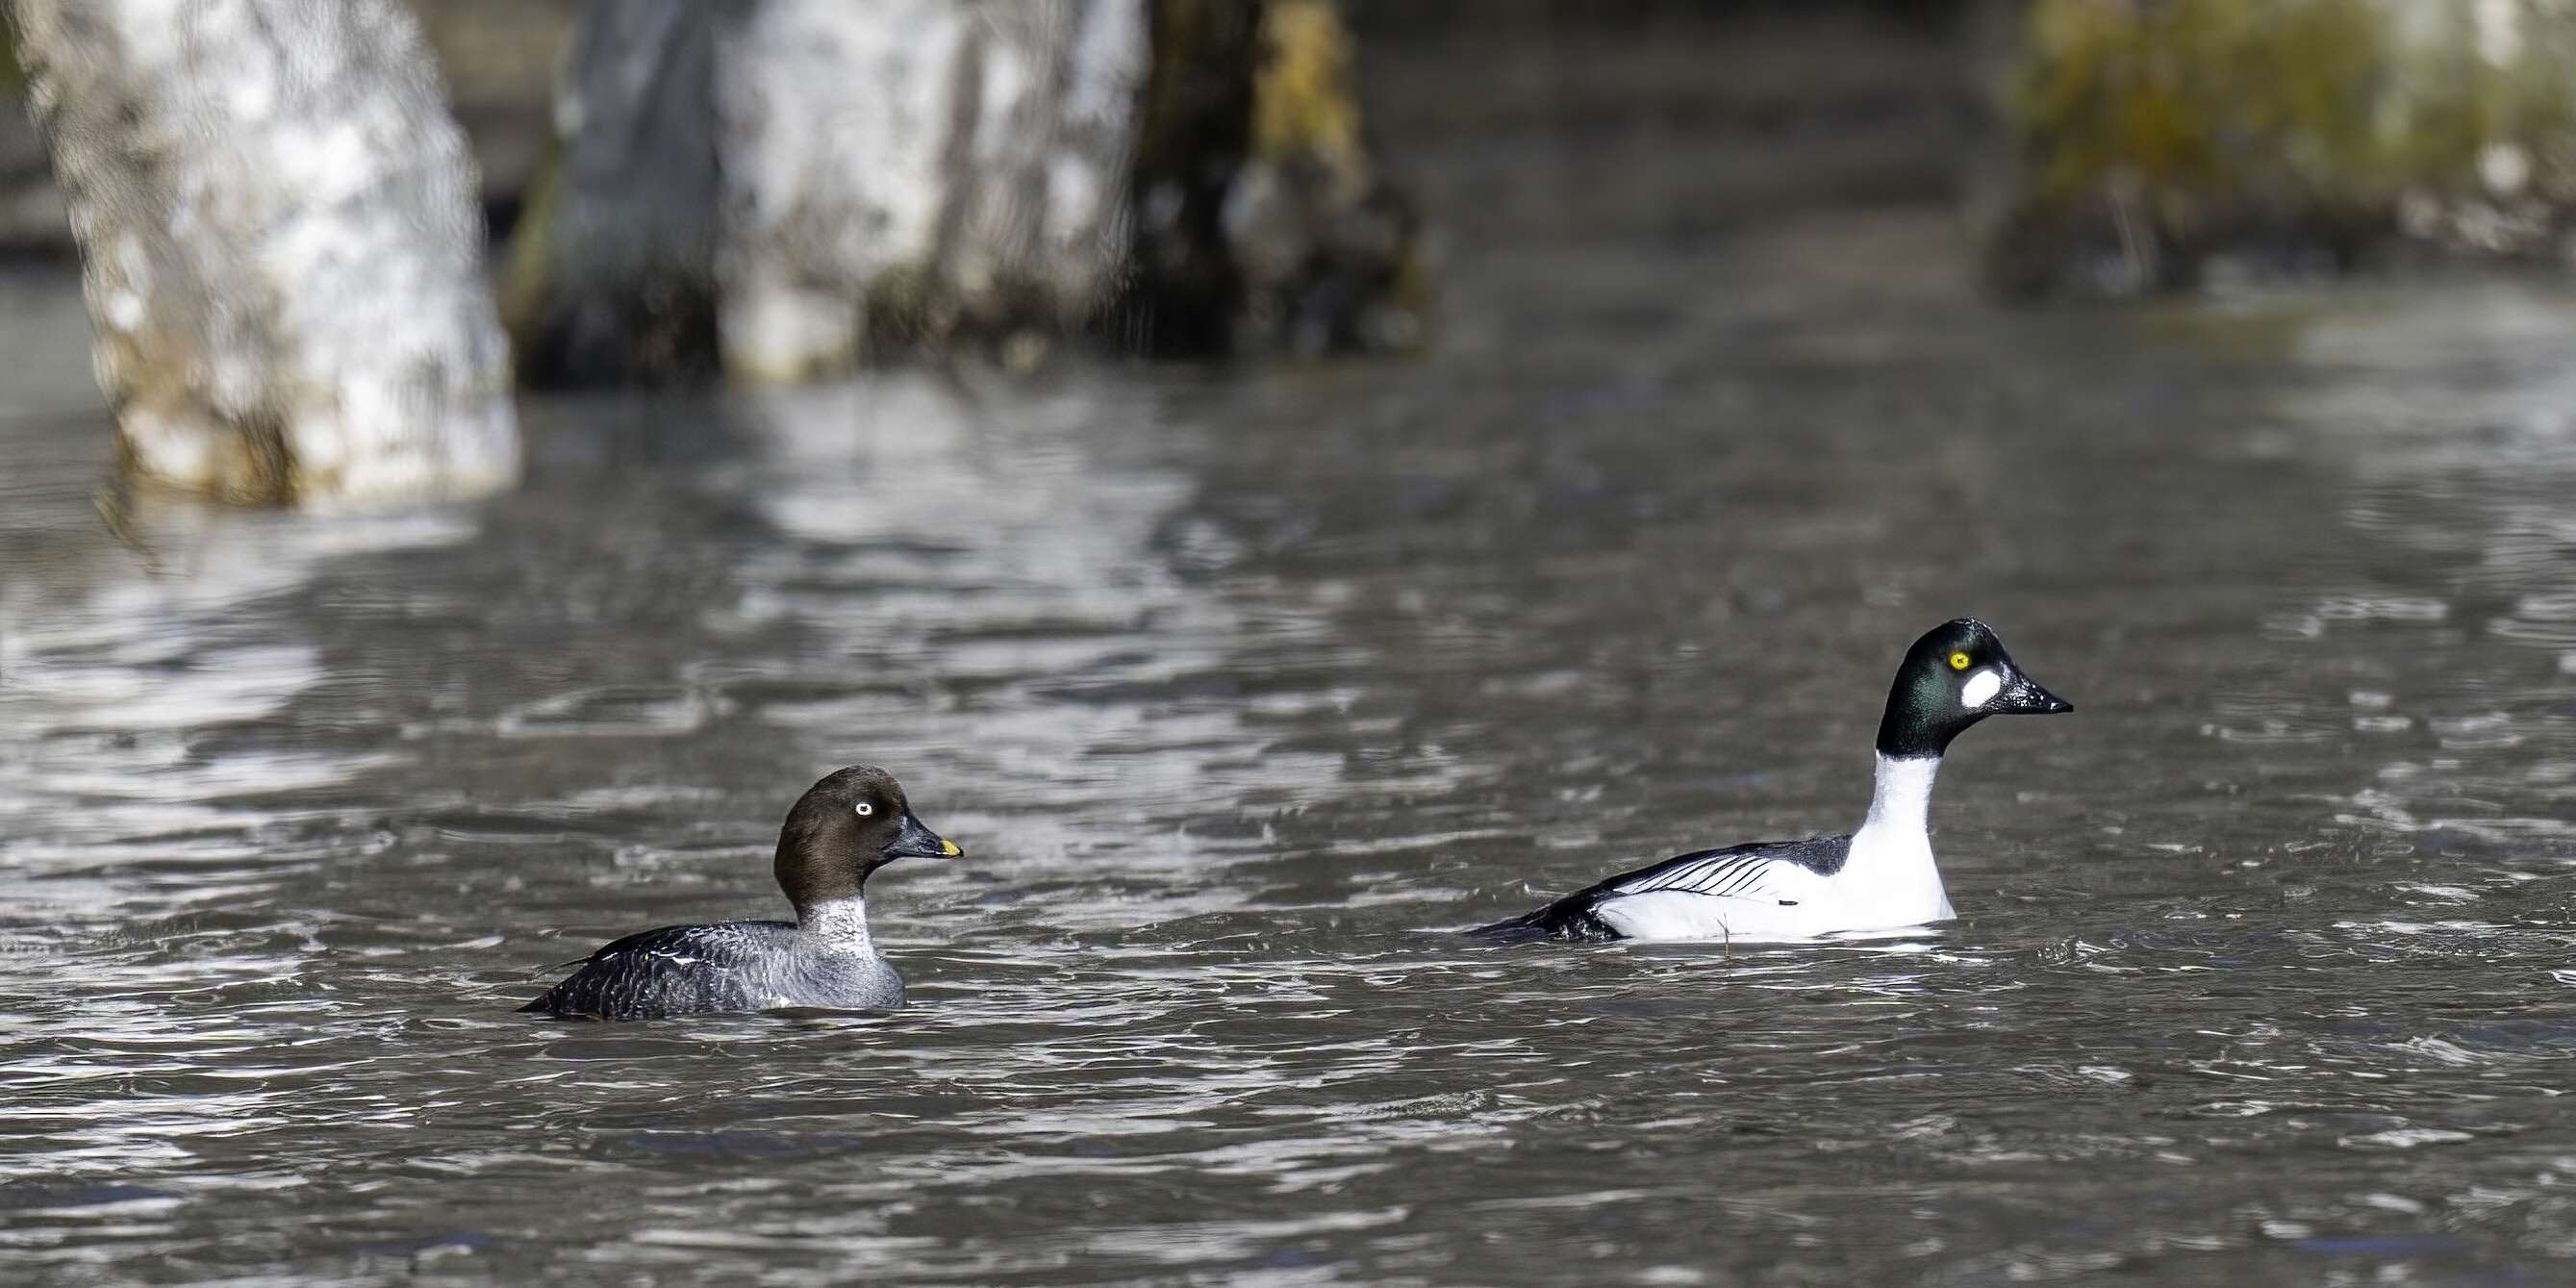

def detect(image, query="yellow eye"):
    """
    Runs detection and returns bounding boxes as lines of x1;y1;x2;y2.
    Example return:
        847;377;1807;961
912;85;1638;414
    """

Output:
1948;651;1972;671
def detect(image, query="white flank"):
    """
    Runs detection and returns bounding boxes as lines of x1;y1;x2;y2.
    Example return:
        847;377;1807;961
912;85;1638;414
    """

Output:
1593;753;1955;943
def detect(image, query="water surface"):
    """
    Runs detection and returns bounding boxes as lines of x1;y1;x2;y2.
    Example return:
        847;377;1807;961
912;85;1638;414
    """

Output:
5;225;2576;1284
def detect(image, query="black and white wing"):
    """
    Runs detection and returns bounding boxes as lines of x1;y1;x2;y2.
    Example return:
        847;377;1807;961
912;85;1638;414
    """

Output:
518;921;796;1020
1469;835;1852;943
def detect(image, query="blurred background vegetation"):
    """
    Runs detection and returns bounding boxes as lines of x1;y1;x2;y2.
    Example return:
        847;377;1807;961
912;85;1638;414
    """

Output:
9;1;2572;288
7;0;2576;504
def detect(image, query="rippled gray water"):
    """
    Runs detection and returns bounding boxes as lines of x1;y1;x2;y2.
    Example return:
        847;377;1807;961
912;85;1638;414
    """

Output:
7;221;2576;1284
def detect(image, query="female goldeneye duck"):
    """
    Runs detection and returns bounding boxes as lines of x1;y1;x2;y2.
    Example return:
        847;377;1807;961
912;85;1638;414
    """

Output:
1470;618;2071;944
518;765;963;1020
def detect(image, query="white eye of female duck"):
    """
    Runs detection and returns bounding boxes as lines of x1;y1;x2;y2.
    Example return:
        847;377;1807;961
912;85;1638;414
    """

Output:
854;801;874;818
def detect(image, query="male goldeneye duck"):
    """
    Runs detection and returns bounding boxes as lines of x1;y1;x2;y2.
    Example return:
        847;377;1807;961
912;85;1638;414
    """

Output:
518;765;962;1020
1470;619;2071;944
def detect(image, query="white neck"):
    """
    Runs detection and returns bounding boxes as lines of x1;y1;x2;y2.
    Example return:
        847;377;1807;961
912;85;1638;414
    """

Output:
1857;752;1939;841
1838;753;1953;925
798;896;874;954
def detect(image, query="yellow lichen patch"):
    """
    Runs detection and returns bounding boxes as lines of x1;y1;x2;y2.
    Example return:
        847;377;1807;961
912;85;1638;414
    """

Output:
1251;0;1363;168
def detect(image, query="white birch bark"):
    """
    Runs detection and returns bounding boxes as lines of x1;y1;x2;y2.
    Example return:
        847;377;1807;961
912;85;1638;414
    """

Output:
713;0;1145;380
12;0;518;507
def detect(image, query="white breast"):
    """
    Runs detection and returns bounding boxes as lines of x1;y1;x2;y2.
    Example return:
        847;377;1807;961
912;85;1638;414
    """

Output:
1831;825;1954;926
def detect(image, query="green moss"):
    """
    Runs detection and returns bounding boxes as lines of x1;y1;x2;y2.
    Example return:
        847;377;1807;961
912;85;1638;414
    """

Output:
2017;1;2390;218
0;13;21;99
493;136;563;352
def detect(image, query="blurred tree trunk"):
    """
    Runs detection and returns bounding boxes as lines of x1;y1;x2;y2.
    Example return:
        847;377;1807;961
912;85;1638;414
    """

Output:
1122;0;1427;357
507;0;1146;384
9;0;517;507
716;0;1146;380
505;0;1427;383
498;2;720;385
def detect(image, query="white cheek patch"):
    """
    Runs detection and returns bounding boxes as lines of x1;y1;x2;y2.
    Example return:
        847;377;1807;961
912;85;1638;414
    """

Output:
1960;669;2003;708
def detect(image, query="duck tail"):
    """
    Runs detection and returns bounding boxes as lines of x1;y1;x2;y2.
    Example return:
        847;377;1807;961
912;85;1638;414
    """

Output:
1465;896;1621;944
1464;913;1554;944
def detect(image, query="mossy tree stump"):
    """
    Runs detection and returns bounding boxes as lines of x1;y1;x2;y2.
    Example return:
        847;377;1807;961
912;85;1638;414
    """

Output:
1986;0;2576;296
1123;0;1427;356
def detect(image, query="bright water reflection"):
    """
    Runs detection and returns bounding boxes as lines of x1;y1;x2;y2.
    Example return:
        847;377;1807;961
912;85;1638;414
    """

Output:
5;242;2576;1283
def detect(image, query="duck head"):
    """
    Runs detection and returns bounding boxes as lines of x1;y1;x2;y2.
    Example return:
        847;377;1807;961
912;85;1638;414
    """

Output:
774;765;962;909
1874;619;2072;759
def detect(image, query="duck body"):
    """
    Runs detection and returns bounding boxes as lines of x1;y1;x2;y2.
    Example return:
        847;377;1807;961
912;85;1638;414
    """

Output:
1470;756;1952;943
518;905;905;1019
519;766;959;1021
1471;619;2067;946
